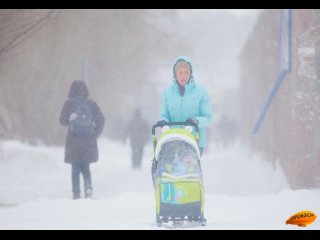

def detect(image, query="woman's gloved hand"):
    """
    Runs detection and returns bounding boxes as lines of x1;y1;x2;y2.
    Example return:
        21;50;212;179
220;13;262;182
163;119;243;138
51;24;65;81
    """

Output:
157;120;168;127
186;117;198;126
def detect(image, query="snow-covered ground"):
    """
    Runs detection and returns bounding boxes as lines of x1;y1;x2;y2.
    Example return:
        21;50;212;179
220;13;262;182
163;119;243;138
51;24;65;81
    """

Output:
0;139;319;229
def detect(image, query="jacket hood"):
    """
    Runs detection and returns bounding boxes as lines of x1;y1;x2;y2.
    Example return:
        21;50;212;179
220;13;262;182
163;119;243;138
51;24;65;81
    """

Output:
68;80;89;99
172;56;195;91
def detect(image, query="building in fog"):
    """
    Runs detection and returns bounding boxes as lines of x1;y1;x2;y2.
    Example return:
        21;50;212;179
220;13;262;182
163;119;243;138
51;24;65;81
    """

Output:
240;9;320;189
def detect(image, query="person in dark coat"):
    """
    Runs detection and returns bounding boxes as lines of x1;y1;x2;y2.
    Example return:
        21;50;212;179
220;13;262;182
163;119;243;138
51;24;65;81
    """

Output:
123;109;149;169
60;80;105;199
0;115;6;140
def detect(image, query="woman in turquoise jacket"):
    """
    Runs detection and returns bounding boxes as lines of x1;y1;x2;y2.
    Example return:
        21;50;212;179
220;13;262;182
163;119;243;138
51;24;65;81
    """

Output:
158;56;213;155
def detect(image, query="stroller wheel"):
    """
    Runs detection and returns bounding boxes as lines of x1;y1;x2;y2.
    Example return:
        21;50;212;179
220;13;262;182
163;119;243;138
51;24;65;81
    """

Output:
156;214;162;227
188;216;198;222
200;213;206;226
200;218;207;226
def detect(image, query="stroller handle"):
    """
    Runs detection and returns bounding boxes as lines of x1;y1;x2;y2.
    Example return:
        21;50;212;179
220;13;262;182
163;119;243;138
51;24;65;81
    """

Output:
152;122;199;135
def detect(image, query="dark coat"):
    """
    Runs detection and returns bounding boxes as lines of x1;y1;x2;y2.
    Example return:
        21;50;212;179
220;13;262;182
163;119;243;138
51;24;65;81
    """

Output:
59;81;105;164
123;111;149;147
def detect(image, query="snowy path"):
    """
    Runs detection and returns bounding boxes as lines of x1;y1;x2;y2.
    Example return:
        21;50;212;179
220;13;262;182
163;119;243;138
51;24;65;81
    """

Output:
0;191;319;229
0;139;319;229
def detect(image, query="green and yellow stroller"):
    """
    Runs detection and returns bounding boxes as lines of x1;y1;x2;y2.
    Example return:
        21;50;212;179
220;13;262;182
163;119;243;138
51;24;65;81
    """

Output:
151;122;206;227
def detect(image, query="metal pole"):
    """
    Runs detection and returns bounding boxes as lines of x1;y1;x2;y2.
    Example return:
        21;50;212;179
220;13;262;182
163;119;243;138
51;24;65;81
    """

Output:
252;9;292;134
82;57;88;83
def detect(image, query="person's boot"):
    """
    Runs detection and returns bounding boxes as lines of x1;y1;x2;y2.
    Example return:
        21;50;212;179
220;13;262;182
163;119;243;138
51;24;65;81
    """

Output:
85;188;92;199
73;193;81;200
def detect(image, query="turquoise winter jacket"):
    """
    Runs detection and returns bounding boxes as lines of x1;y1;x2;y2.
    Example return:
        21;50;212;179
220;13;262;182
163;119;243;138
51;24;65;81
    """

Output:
160;56;213;148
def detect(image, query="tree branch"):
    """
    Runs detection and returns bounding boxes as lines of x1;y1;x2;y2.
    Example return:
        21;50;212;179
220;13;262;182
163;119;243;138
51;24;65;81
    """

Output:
0;10;55;58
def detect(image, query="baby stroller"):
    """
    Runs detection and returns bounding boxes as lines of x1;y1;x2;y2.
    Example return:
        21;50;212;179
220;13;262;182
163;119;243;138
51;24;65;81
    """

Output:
151;122;206;227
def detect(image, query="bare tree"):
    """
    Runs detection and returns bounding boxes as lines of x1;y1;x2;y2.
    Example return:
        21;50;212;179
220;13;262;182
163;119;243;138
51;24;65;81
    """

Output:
0;10;180;144
0;9;55;59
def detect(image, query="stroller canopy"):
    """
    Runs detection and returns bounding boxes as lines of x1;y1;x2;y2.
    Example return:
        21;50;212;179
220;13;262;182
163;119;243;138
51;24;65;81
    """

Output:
155;128;200;161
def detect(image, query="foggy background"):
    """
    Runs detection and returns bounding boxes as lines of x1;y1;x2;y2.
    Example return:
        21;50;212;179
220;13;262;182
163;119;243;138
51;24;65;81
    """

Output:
0;9;260;145
2;9;320;191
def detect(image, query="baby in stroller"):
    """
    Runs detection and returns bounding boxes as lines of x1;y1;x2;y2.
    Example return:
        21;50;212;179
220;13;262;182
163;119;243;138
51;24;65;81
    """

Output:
162;144;200;177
